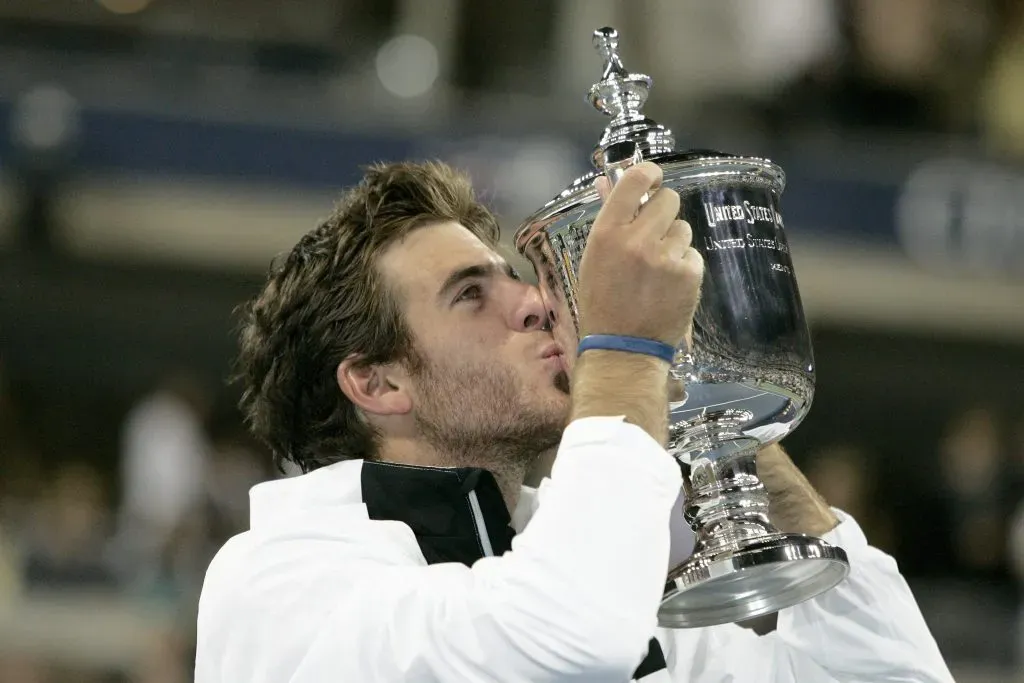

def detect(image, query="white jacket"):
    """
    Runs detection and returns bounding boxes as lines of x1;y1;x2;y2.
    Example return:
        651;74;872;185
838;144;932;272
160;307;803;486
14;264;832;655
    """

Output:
195;416;954;683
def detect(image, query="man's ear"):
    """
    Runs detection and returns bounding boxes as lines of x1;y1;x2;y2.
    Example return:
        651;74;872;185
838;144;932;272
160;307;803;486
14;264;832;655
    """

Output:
336;355;413;416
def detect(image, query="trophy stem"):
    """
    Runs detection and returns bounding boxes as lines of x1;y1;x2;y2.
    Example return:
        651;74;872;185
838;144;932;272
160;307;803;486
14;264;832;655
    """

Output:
671;410;777;556
685;444;775;556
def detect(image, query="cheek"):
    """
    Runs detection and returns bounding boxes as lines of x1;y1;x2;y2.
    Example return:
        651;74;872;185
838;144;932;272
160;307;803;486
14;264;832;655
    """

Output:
448;331;495;360
420;331;499;379
418;319;485;353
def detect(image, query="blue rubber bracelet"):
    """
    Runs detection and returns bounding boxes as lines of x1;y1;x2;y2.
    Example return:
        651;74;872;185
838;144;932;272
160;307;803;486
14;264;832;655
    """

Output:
577;334;676;364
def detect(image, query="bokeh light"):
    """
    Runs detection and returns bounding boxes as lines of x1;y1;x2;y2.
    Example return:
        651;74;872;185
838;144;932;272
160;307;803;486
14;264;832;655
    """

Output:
95;0;153;16
375;35;440;99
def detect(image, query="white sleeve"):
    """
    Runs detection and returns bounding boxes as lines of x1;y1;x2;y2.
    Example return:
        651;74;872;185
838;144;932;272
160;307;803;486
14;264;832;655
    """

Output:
660;511;955;683
201;417;683;683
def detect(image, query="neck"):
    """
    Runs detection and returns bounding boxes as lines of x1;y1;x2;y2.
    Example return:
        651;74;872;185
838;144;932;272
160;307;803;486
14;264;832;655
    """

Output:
524;446;558;488
493;471;525;513
376;437;532;512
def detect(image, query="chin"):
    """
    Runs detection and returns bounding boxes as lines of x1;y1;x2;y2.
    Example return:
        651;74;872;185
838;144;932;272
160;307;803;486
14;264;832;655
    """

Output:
541;380;572;414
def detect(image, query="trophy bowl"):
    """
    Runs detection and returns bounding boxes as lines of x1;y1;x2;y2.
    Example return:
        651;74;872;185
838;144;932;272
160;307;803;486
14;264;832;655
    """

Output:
515;27;849;628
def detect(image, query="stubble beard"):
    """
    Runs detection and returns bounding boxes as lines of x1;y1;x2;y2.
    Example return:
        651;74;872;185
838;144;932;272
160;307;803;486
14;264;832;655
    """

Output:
410;353;569;479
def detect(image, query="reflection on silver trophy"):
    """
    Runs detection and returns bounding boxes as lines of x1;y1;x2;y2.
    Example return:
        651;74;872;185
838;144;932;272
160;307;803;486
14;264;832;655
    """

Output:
515;27;850;628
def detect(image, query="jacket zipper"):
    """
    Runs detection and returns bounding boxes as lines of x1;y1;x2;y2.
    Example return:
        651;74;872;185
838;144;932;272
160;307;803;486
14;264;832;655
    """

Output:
466;490;495;557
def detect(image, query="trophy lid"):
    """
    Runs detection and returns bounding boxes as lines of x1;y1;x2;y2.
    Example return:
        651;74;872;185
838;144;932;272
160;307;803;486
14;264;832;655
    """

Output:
588;27;676;170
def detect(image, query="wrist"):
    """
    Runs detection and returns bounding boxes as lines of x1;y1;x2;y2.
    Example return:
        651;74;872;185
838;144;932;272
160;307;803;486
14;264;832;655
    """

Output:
571;350;670;444
574;348;671;376
577;334;677;365
767;491;839;537
799;504;841;537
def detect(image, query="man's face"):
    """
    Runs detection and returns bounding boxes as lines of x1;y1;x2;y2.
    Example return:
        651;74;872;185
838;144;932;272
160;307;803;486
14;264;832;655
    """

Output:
378;221;571;467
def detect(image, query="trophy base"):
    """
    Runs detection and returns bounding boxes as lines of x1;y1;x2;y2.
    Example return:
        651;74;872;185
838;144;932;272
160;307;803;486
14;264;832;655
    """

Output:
658;533;849;628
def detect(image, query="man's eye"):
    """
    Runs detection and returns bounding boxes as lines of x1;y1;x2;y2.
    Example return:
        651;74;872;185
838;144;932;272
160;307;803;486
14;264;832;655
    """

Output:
455;284;483;303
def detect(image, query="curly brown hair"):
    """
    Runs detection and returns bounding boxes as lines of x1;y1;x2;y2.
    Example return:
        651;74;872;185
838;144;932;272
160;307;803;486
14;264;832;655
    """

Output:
235;161;501;472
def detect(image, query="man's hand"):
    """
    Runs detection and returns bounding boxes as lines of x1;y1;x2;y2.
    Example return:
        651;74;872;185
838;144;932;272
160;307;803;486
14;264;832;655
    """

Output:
571;163;704;446
757;444;839;537
577;163;703;349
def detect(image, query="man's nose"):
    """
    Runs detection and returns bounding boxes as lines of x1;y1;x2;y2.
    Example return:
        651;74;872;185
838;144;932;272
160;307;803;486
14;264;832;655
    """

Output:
511;283;551;332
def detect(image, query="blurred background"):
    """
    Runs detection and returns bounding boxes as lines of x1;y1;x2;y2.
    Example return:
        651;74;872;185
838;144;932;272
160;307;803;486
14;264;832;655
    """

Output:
0;0;1022;680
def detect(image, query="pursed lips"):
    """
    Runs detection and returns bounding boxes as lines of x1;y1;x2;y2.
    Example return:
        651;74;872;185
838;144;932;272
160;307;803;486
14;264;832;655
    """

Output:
540;342;567;372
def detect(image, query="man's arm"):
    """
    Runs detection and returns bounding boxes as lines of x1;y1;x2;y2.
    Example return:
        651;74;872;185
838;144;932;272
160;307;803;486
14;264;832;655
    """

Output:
571;161;702;446
661;511;953;683
197;417;683;683
659;447;954;683
756;444;839;536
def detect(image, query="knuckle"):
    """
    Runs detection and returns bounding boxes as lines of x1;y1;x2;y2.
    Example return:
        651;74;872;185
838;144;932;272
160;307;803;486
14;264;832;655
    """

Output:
665;188;681;213
622;165;646;184
657;249;684;269
687;256;706;279
586;223;611;247
623;237;648;262
645;250;665;270
674;257;695;275
658;244;684;264
654;186;677;208
621;163;660;194
636;161;663;184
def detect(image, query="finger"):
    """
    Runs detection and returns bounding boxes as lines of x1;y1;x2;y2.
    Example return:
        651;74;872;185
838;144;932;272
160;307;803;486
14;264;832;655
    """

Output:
681;247;705;280
597;162;663;227
662;220;692;260
663;219;692;246
594;175;612;202
635;187;681;240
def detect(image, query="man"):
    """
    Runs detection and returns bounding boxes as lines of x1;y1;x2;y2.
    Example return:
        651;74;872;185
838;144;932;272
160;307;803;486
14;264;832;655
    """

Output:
195;160;953;682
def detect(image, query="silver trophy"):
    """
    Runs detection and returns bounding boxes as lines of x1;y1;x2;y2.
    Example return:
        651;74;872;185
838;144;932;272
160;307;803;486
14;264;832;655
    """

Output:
515;27;850;628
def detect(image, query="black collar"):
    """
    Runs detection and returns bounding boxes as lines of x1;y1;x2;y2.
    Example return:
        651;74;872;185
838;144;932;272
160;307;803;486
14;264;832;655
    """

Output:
361;460;515;566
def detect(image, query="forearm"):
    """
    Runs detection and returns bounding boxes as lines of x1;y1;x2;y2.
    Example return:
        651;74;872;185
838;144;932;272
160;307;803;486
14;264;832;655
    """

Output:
757;444;838;536
571;350;670;446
